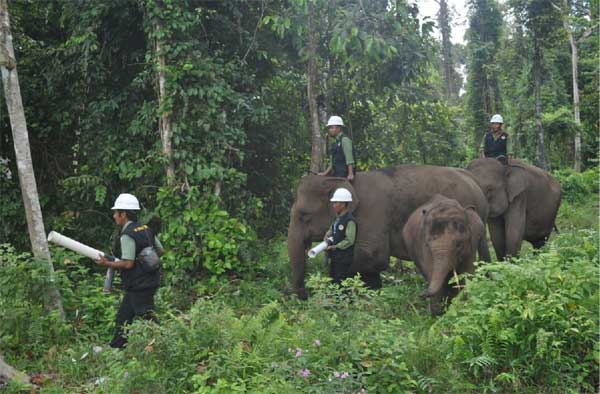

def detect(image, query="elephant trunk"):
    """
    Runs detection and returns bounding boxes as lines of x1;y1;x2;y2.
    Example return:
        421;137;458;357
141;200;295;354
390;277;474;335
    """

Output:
287;222;308;300
423;247;456;298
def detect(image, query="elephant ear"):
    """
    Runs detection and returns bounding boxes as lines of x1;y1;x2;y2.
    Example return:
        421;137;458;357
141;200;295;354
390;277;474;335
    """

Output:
320;178;360;213
506;166;527;203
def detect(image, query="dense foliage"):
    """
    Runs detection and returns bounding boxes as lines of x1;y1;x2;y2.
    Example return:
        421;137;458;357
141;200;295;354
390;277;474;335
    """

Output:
0;182;597;393
0;0;598;392
2;0;595;254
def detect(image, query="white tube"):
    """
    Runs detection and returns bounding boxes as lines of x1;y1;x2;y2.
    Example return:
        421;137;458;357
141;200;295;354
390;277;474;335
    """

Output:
47;231;116;292
47;231;105;260
308;239;331;259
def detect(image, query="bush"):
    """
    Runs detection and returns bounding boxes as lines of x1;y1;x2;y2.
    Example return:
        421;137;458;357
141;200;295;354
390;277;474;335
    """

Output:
553;167;599;203
439;229;599;392
156;186;258;284
0;245;70;359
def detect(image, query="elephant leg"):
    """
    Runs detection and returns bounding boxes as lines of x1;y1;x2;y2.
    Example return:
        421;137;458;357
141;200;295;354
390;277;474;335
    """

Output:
531;238;546;249
358;271;382;289
477;235;491;263
488;217;506;260
504;195;526;258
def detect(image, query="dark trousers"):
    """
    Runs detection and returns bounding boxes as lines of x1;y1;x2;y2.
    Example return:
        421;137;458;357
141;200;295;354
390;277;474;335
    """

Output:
110;288;158;348
329;257;353;285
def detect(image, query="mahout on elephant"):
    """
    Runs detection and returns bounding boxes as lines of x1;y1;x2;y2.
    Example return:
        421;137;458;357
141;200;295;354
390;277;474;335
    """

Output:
287;165;491;299
402;194;487;315
466;158;562;259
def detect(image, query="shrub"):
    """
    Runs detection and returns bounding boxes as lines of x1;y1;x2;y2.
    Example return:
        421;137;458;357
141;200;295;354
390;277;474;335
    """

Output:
553;167;599;203
439;229;599;392
0;245;70;359
156;186;258;284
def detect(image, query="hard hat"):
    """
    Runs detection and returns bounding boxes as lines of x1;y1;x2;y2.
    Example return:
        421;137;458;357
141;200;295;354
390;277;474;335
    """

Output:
327;116;344;127
490;114;503;123
330;188;353;202
111;193;141;210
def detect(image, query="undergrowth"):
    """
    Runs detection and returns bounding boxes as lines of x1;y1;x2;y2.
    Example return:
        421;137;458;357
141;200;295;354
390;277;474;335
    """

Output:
0;189;597;393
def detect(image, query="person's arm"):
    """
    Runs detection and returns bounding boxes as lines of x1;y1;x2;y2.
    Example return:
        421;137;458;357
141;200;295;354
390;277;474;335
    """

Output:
323;226;333;241
341;137;355;180
96;234;135;269
479;134;486;158
97;257;134;270
329;221;356;250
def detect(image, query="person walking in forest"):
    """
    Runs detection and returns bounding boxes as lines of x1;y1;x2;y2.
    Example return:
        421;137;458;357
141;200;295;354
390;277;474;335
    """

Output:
319;116;356;181
480;114;511;165
322;188;357;285
96;193;163;348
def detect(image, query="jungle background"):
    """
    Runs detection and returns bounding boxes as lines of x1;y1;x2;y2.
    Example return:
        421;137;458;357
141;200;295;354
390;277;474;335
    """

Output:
0;0;598;393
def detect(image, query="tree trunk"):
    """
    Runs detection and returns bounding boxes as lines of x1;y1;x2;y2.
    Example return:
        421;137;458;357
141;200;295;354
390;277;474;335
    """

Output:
0;0;65;319
307;0;325;173
0;353;29;386
563;12;582;171
532;39;549;170
156;31;175;184
437;0;453;101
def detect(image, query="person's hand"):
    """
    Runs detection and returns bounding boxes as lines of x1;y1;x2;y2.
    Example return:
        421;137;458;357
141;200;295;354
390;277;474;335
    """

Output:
318;171;327;176
96;256;110;267
323;234;329;242
347;173;354;181
326;245;337;251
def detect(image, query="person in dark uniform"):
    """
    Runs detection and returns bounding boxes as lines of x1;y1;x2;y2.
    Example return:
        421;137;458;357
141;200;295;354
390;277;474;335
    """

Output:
319;116;356;181
96;193;163;348
322;188;357;284
480;114;511;165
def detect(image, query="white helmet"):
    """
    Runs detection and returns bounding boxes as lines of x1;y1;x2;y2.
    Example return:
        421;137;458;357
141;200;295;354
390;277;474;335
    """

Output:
490;114;503;123
111;193;141;210
327;116;344;127
330;188;353;202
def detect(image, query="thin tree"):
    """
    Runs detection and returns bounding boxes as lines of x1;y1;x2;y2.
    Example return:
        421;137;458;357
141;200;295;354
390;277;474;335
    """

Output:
436;0;454;101
532;38;548;170
465;0;503;153
150;1;176;185
0;0;65;318
510;0;563;170
307;0;325;173
552;0;597;171
0;353;29;386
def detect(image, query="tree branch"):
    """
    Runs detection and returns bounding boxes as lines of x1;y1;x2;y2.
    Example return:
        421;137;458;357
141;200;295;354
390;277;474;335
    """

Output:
241;0;265;63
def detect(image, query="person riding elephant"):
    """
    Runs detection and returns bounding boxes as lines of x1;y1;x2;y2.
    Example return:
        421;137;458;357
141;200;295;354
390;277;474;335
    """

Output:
287;165;491;300
479;114;511;165
318;116;356;181
466;158;562;260
403;195;487;315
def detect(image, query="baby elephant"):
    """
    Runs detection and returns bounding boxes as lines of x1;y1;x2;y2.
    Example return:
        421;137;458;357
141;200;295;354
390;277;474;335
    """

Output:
402;194;489;315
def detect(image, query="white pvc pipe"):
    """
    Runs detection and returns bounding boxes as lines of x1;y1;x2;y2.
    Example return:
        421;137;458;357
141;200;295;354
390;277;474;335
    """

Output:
308;239;331;259
47;231;116;292
48;231;104;260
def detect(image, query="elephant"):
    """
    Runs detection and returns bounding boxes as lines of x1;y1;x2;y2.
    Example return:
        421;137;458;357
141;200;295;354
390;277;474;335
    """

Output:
402;194;487;315
287;165;491;299
466;158;562;259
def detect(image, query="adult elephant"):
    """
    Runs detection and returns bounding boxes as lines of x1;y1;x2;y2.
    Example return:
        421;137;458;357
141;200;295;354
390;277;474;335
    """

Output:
466;158;562;259
287;166;491;299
